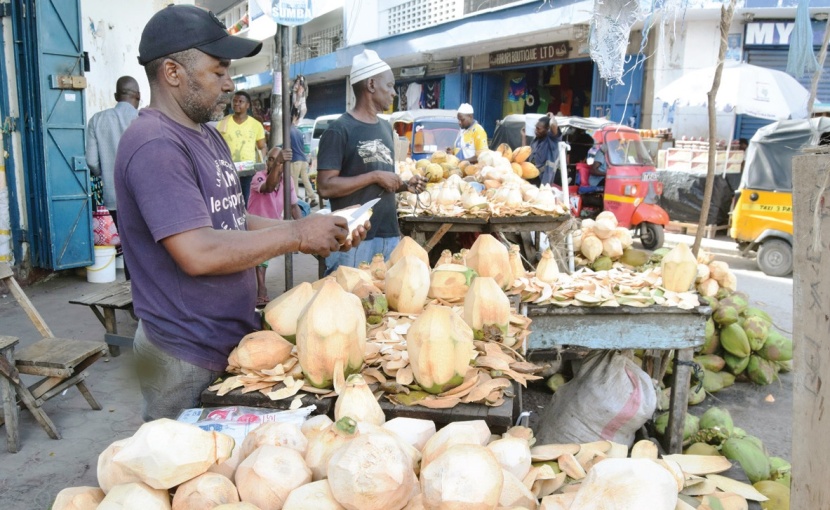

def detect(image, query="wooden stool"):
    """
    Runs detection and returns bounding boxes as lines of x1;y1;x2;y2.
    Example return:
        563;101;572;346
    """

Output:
0;335;59;453
0;263;109;452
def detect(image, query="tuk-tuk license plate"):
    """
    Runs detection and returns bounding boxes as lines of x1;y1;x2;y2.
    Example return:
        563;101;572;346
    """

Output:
641;172;659;181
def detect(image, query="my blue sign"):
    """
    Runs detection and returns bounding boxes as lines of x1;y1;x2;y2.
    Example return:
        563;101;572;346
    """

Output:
269;0;313;26
745;19;830;46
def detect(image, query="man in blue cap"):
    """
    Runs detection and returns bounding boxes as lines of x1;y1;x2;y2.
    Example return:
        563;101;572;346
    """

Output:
115;5;367;420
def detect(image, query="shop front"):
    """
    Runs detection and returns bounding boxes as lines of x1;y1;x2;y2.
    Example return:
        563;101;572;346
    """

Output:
391;59;465;113
306;79;349;119
470;41;645;138
738;19;830;139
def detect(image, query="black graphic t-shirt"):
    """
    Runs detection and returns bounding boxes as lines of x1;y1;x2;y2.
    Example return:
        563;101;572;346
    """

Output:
317;113;398;239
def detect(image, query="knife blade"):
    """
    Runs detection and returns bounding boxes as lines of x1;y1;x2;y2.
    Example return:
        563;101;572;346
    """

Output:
345;197;380;231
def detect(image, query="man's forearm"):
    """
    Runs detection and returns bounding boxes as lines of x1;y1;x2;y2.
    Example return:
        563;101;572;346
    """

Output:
247;213;288;230
317;171;378;199
161;223;301;276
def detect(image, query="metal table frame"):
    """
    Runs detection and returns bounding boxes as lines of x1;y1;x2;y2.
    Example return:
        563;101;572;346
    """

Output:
399;215;570;261
522;304;711;453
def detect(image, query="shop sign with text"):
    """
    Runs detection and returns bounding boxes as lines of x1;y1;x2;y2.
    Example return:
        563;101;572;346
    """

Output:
489;42;569;67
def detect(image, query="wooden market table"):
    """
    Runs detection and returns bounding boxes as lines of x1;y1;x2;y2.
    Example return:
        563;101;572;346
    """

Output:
522;303;711;454
68;281;135;356
200;380;518;433
398;215;570;262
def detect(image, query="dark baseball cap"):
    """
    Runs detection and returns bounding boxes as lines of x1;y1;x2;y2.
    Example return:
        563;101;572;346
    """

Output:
138;4;262;66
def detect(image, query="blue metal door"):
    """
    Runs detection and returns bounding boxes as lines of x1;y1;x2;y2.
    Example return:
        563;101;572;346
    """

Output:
12;0;91;269
591;56;645;127
472;73;504;139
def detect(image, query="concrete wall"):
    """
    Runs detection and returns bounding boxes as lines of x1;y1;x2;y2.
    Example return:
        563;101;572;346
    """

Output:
81;0;195;118
344;0;379;46
644;17;750;140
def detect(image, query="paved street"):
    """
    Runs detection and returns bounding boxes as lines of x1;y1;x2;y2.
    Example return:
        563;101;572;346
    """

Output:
0;243;794;509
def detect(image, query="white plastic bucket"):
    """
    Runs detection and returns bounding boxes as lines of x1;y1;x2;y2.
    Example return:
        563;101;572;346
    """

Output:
115;254;124;269
87;245;116;283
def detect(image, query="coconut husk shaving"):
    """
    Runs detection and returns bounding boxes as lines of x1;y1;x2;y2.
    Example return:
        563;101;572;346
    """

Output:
363;307;542;409
211;354;339;404
397;193;568;219
212;286;538;409
508;266;700;310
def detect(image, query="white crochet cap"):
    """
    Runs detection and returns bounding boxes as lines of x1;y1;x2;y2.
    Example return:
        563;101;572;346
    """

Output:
350;49;391;83
458;103;474;114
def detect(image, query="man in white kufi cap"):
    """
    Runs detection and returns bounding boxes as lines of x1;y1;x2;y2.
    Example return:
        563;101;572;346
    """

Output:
316;49;426;274
452;102;489;163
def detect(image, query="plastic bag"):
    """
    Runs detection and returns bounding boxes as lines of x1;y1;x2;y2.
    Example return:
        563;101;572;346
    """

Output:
176;405;316;448
92;206;120;247
536;350;657;447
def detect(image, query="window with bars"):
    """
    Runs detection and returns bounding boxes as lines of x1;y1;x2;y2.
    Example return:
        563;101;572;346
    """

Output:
386;0;461;35
293;25;344;62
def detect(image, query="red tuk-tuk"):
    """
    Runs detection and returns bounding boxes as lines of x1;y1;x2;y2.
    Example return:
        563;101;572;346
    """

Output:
491;115;669;249
572;123;669;249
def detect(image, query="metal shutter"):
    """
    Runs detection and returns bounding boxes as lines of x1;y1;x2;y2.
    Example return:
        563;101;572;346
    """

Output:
306;79;348;119
738;48;829;140
746;48;830;102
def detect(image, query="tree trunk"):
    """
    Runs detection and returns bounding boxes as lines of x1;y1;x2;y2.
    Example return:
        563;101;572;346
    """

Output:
693;0;736;257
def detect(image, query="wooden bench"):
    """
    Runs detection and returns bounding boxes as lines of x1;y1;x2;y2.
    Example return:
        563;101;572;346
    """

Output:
0;264;109;453
69;281;134;356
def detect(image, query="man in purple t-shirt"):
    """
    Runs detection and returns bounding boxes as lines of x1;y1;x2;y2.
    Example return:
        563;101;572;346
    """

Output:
115;5;367;421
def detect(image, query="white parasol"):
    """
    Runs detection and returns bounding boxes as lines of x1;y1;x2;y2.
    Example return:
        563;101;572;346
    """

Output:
655;62;810;121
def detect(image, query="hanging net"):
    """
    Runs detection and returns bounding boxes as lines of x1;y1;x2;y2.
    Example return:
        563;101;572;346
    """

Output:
590;0;643;84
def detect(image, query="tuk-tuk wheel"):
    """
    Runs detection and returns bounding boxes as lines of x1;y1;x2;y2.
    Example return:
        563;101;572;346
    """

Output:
639;222;664;250
756;239;793;277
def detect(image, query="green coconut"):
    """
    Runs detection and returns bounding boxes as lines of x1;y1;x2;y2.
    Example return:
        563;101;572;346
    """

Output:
721;323;751;358
701;318;720;355
654;411;699;440
742;306;773;323
747;355;777;385
743;316;771;352
695;354;726;373
724;352;750;375
722;437;771;484
758;330;793;362
713;306;740;327
699;407;734;435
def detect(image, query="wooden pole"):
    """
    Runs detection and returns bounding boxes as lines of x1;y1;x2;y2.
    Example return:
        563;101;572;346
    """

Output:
808;16;830;118
791;152;830;508
692;0;736;257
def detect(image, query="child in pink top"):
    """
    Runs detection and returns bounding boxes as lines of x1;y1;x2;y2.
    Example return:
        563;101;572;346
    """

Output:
248;146;302;307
